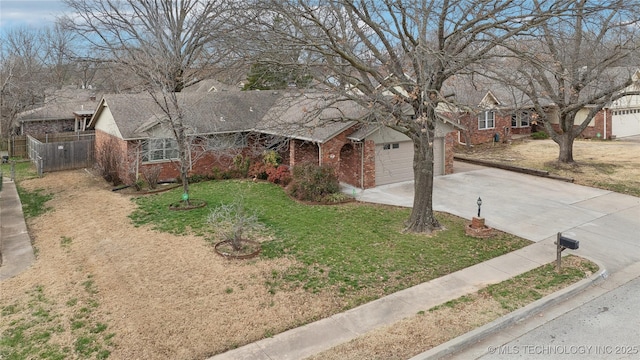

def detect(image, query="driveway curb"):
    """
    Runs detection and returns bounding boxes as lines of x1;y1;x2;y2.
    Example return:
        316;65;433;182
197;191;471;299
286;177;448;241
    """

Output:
409;260;608;360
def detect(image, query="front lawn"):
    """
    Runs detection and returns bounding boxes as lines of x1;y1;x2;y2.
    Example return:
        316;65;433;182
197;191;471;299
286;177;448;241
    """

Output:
131;180;531;306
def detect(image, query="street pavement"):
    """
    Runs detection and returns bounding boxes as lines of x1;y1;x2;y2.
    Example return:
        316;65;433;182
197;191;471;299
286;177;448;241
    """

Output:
444;261;640;360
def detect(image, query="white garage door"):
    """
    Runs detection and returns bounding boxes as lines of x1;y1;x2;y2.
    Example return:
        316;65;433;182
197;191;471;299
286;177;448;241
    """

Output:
612;112;640;137
375;141;414;186
374;139;446;186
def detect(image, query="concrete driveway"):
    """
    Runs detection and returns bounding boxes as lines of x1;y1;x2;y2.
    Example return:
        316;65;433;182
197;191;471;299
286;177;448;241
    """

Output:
355;164;640;273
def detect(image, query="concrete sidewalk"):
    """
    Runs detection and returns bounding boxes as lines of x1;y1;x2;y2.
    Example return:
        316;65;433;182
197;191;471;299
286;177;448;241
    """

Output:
211;166;639;360
0;175;34;280
210;240;593;360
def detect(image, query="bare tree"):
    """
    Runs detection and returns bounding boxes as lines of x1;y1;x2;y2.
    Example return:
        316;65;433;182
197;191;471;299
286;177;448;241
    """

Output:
258;0;565;233
0;27;49;137
41;22;78;89
61;0;243;202
491;1;640;163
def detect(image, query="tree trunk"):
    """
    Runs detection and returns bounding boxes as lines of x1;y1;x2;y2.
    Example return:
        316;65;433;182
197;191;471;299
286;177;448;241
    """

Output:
177;130;190;203
556;131;575;163
405;130;441;234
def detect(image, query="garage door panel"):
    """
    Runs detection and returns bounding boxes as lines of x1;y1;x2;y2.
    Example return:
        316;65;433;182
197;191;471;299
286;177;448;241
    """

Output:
612;114;640;137
375;142;414;185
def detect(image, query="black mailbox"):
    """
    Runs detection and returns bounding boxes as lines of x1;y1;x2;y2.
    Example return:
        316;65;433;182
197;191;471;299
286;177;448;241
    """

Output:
559;236;579;250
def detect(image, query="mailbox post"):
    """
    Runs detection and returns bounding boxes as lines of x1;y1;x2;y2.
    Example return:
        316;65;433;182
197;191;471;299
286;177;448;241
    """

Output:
555;232;580;272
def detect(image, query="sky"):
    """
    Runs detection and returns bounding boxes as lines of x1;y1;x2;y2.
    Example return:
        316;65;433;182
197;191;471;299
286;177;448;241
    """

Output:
0;0;68;32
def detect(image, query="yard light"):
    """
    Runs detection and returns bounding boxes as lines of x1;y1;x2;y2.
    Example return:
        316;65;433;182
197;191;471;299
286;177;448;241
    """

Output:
477;197;482;217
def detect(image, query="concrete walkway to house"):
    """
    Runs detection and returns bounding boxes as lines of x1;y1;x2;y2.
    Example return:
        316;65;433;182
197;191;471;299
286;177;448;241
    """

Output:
210;164;640;360
0;174;34;281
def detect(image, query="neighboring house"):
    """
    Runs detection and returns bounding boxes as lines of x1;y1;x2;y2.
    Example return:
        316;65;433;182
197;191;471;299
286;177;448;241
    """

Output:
606;69;640;138
15;88;99;136
451;68;640;145
89;91;461;189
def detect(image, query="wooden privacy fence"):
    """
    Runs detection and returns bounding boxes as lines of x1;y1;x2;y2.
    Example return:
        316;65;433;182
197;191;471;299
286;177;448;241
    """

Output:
27;132;95;174
8;135;27;158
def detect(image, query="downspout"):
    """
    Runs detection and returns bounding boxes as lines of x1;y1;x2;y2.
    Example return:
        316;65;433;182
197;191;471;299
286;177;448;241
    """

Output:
604;108;608;140
318;143;322;166
457;131;466;145
360;141;364;189
135;142;140;180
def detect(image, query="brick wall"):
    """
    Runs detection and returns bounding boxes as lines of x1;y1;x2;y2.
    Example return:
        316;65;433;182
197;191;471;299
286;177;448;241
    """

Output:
548;109;611;139
96;131;256;184
338;142;360;187
458;112;515;145
95;130;130;183
285;127;379;189
289;139;319;167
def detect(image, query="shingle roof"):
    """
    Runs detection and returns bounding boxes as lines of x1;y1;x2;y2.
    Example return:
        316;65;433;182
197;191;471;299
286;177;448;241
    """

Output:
17;90;99;122
256;92;367;143
95;90;372;143
96;91;282;140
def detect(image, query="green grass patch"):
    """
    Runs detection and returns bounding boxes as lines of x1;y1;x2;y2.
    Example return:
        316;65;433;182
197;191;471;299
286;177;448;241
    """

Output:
0;281;114;359
60;236;73;248
131;180;531;303
480;255;598;311
418;257;597;321
0;160;38;182
592;180;640;197
16;186;53;219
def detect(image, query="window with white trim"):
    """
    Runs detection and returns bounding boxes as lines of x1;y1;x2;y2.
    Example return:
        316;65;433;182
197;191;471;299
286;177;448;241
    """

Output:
478;110;495;130
511;111;531;128
141;138;179;162
383;143;400;150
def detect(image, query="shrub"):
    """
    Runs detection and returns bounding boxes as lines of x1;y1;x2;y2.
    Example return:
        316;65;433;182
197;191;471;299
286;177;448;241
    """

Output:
233;154;251;178
207;199;264;251
249;162;270;180
95;137;124;185
133;179;145;191
187;174;210;183
263;150;281;167
288;163;340;202
266;165;291;185
140;165;162;189
531;131;549;140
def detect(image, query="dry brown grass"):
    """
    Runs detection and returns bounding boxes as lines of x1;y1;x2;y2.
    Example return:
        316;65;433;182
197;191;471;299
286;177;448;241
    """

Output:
456;138;640;196
1;170;342;359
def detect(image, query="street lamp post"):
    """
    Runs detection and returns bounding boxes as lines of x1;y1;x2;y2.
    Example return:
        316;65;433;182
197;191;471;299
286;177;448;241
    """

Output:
477;197;482;218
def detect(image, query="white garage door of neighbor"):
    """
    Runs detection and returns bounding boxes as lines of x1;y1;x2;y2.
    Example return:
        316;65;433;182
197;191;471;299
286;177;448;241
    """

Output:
375;141;414;185
433;137;444;176
612;113;640;137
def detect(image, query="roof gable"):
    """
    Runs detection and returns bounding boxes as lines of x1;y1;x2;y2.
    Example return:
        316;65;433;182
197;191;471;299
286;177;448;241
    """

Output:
479;91;501;108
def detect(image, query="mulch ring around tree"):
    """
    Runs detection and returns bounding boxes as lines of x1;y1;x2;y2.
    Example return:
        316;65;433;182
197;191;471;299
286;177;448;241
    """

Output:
168;199;207;210
214;239;262;260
